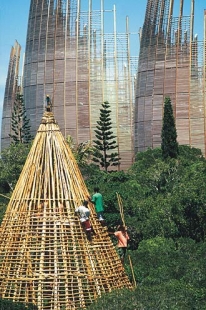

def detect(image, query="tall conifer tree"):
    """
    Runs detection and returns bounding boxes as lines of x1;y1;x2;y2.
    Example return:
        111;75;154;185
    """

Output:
93;101;120;171
161;97;179;159
9;93;32;144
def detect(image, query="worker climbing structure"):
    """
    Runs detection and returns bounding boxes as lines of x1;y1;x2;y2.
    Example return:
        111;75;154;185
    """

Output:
0;111;132;310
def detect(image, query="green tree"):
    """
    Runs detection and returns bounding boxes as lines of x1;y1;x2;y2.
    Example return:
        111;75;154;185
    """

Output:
93;101;120;172
0;143;31;192
9;93;32;144
66;135;94;168
161;97;179;159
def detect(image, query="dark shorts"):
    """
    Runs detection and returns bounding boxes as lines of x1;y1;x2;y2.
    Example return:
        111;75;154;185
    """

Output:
117;247;127;258
83;219;91;231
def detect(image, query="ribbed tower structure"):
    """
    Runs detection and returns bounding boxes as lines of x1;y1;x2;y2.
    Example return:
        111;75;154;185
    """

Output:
0;110;132;310
1;41;21;149
135;0;206;155
1;0;138;170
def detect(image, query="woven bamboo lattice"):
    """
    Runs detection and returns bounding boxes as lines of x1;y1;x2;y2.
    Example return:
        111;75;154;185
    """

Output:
0;112;132;310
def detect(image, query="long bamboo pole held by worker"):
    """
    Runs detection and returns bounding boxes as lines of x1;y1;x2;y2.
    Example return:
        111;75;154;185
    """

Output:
116;192;125;226
128;255;137;288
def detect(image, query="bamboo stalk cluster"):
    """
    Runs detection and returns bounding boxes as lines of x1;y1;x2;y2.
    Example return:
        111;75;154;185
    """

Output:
0;112;132;310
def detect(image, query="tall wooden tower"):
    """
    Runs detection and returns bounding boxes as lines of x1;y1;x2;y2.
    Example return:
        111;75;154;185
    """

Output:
135;0;206;156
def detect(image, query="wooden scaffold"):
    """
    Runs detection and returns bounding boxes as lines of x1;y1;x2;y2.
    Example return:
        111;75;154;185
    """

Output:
0;111;132;310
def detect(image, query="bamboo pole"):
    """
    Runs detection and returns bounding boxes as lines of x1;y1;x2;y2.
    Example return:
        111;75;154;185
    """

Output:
128;255;137;288
0;194;10;199
116;192;125;226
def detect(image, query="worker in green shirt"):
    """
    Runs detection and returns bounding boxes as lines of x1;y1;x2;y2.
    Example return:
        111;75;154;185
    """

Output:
88;187;105;223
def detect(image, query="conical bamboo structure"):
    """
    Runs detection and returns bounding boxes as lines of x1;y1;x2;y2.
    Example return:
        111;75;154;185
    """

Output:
0;111;132;310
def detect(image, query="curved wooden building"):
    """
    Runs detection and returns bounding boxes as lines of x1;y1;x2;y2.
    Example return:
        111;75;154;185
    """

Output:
0;111;132;309
135;0;206;155
1;0;138;170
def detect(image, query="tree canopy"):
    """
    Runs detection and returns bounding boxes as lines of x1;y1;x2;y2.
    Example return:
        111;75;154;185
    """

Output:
0;138;206;308
0;142;31;193
84;145;206;308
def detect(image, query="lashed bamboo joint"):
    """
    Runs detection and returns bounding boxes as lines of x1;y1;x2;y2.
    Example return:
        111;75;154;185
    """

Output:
0;112;132;310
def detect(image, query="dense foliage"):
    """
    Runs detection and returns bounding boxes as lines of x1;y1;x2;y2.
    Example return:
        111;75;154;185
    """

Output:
0;298;37;309
84;145;206;308
92;101;120;171
0;142;31;222
0;142;31;192
1;142;206;308
87;237;206;309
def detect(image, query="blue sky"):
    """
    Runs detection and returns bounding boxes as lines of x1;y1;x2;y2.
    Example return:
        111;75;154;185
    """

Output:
0;0;205;132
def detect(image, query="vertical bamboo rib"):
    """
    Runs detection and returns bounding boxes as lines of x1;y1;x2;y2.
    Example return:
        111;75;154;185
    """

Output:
128;255;137;288
116;192;125;226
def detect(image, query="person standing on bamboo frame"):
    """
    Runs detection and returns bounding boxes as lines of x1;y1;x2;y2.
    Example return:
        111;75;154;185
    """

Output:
75;200;93;241
114;224;130;264
88;187;105;225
